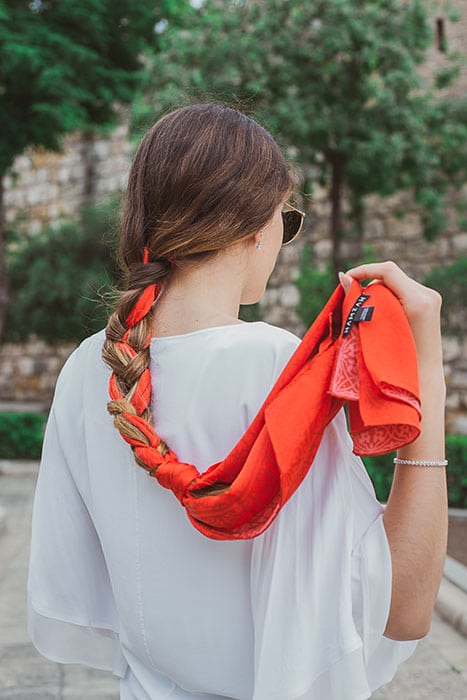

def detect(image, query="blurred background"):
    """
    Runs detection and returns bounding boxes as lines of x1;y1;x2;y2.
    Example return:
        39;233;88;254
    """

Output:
0;1;466;697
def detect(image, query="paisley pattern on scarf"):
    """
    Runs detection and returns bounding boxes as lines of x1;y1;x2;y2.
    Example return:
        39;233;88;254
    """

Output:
380;383;421;413
331;306;421;456
353;423;419;455
330;329;360;400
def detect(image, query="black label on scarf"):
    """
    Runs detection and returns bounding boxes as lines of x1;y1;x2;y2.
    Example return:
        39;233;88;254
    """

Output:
354;305;374;323
342;294;371;337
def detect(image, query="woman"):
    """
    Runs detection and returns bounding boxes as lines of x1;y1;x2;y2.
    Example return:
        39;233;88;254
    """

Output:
27;104;447;700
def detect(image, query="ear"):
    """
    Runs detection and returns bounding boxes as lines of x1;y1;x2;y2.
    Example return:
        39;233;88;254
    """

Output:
253;230;263;248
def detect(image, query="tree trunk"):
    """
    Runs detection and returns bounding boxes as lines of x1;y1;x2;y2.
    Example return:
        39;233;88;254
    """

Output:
0;175;9;343
329;155;345;278
349;193;365;266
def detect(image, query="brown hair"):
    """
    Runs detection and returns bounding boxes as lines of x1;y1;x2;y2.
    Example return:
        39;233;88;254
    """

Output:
102;103;293;473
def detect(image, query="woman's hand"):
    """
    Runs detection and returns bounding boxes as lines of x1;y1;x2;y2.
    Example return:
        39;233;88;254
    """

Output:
339;261;443;366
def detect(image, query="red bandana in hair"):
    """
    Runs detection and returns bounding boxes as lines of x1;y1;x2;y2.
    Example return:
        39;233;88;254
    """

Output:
108;278;420;540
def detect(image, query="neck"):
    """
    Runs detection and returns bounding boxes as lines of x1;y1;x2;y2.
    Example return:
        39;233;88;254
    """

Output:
152;249;248;336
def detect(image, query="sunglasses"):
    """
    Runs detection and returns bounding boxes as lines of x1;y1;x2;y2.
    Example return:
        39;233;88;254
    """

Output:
281;203;306;246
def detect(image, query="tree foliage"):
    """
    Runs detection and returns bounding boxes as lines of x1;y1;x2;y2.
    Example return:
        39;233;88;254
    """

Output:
0;0;189;341
5;201;120;344
137;0;467;274
423;255;467;337
0;0;188;174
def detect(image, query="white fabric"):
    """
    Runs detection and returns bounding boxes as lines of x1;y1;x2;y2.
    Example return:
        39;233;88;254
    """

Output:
27;321;418;700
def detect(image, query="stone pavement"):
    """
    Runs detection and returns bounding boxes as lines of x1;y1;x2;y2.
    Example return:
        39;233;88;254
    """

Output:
1;462;467;699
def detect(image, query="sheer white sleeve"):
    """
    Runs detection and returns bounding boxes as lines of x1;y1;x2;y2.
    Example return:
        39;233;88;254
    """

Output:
27;409;128;678
250;409;417;700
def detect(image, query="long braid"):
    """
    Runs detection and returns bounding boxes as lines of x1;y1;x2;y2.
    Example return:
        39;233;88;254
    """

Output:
101;104;293;499
102;254;178;474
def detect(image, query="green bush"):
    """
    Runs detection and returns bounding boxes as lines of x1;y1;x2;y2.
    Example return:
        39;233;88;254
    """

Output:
295;245;336;326
0;413;47;460
445;435;467;508
363;434;467;507
239;302;262;323
295;244;377;326
423;256;467;337
5;200;120;344
362;452;395;504
1;412;466;508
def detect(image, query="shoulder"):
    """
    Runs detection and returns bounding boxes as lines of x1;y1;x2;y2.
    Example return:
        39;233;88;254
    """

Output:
233;321;301;353
53;329;108;404
208;321;303;393
209;321;301;376
56;328;106;376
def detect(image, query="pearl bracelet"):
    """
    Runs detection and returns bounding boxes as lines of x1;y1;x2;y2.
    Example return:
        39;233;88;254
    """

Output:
393;458;448;467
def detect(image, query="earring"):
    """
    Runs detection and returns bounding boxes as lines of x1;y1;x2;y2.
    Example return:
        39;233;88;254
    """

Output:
256;233;263;250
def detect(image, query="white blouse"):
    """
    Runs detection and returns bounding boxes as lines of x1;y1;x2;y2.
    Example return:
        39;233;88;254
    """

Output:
27;321;417;700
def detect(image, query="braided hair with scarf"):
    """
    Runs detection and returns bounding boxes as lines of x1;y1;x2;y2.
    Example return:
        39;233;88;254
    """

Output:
102;104;294;492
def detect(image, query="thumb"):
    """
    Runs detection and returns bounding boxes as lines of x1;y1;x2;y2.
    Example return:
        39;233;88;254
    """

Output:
338;271;353;294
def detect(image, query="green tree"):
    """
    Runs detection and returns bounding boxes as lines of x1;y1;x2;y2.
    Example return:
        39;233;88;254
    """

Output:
0;0;188;340
5;200;120;344
139;0;467;275
423;256;467;338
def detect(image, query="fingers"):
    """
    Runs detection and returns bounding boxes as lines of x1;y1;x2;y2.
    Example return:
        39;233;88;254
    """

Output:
338;271;353;294
343;261;442;343
345;261;406;285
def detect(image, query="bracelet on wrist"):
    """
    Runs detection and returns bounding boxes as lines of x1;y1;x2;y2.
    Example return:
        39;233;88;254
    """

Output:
393;457;448;468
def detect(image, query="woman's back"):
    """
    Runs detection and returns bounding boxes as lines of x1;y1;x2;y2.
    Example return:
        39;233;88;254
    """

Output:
28;320;416;699
28;104;447;700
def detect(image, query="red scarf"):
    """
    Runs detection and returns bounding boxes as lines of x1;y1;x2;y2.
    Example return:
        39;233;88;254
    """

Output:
110;279;420;540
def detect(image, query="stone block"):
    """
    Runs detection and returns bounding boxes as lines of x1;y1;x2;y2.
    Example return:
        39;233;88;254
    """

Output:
93;140;111;159
388;213;422;240
264;305;289;327
445;391;460;410
443;337;462;362
452;414;467;435
376;239;405;258
452;371;467;391
31;148;62;169
35;168;49;185
13;154;32;171
58;166;72;184
112;123;129;140
263;288;280;305
281;284;300;308
453;233;467;253
364;218;385;240
314;238;332;260
17;357;34;376
1;359;13;376
437;236;451;258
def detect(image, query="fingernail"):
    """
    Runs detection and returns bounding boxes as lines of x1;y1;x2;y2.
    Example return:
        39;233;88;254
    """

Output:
338;271;352;292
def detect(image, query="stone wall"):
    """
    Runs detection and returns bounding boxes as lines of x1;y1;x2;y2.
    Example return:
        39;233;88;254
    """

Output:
421;0;467;97
443;337;467;435
4;119;132;235
0;338;76;409
1;2;466;433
